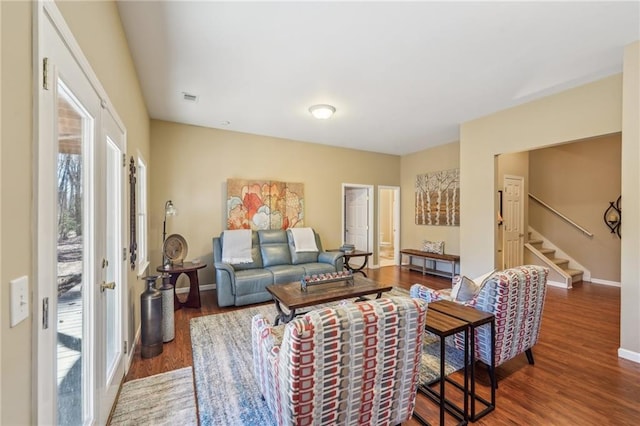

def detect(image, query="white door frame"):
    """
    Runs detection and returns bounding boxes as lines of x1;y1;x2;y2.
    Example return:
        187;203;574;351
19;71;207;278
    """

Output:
377;186;400;266
341;183;374;253
34;2;128;423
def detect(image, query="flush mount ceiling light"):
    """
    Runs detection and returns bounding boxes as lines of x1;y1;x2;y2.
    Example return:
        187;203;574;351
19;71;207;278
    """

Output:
308;104;336;119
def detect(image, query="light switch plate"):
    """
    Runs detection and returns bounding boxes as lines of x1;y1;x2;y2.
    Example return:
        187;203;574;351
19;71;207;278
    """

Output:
10;275;29;327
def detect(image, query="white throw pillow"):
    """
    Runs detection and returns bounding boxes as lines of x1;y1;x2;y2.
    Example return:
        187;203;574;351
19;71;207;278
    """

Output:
422;240;445;255
473;269;496;286
450;269;496;302
450;276;479;302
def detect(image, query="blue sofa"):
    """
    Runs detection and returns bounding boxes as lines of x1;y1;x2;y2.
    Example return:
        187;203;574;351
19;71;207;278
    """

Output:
213;229;343;307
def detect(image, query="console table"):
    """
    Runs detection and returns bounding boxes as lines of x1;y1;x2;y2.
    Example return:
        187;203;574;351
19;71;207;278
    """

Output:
400;249;460;283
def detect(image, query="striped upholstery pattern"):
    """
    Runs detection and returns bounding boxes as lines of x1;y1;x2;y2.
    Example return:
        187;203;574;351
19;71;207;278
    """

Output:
411;265;548;367
252;297;428;426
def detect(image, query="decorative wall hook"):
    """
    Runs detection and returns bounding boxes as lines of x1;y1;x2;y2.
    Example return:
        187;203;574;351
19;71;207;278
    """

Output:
603;195;621;238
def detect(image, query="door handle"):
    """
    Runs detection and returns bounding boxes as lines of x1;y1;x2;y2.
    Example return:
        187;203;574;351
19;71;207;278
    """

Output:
100;281;116;292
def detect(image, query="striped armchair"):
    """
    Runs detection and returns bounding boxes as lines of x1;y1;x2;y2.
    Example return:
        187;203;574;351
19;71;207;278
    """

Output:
251;297;428;426
410;265;548;384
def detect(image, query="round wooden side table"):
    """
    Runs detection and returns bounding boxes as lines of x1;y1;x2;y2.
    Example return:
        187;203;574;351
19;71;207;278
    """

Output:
156;261;206;309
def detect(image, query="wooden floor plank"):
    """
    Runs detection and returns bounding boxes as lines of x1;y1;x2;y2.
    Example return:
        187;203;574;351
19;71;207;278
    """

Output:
124;266;640;425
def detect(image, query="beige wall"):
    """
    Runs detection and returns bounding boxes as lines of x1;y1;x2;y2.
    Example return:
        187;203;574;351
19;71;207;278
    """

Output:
0;0;3;417
380;189;392;243
149;120;400;283
400;141;460;255
460;75;622;276
620;41;640;359
1;2;34;424
529;134;621;282
496;151;530;267
1;1;150;423
460;53;639;360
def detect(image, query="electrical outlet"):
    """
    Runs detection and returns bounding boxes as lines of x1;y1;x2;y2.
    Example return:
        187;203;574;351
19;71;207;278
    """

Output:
11;275;29;327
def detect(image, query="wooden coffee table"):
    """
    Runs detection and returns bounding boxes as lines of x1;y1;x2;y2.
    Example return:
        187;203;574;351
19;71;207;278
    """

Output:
266;276;393;325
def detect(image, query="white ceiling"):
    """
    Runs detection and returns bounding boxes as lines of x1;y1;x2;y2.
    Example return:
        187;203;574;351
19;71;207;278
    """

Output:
117;1;640;156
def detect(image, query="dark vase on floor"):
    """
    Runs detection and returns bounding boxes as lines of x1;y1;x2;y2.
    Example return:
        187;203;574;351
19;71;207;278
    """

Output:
141;275;163;358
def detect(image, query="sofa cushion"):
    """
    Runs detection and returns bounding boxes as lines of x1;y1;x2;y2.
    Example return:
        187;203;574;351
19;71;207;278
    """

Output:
301;262;336;276
286;229;319;265
258;229;288;244
261;245;292;267
259;230;292;267
266;265;306;284
234;269;274;297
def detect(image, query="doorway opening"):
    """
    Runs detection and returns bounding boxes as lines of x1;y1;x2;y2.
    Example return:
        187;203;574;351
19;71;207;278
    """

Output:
378;186;400;267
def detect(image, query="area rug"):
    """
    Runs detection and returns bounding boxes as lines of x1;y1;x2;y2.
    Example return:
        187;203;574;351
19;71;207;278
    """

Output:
190;288;464;425
109;367;197;425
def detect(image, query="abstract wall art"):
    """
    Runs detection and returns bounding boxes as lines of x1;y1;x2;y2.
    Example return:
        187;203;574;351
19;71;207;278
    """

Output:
226;179;305;230
415;168;460;226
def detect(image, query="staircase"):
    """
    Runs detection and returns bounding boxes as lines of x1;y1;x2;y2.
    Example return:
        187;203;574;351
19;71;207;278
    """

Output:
525;236;584;288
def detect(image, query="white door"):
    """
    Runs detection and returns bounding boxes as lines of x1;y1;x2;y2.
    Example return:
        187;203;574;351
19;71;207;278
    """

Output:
36;4;126;424
503;175;525;269
98;113;126;425
345;187;370;250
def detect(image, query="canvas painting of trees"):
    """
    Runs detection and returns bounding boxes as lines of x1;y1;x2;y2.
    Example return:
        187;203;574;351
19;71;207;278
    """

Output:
415;168;460;226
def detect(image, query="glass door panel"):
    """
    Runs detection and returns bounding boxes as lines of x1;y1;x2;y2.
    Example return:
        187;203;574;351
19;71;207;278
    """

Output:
56;80;93;425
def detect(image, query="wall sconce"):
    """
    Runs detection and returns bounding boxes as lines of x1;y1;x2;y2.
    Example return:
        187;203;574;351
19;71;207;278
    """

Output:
603;195;621;238
163;200;178;266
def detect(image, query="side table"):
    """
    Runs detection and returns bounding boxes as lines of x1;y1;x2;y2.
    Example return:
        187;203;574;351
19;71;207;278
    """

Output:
415;309;470;426
428;300;496;421
156;261;206;309
329;249;372;277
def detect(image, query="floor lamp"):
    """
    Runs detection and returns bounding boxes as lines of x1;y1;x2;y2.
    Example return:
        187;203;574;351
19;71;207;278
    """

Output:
162;200;177;268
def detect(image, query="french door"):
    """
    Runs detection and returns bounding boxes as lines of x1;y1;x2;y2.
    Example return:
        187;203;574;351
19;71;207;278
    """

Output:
36;3;127;424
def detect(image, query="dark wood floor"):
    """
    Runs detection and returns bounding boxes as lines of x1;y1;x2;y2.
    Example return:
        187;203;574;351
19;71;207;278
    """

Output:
124;266;640;425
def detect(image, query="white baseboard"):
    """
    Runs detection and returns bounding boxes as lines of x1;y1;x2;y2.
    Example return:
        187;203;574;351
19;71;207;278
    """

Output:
618;348;640;364
175;283;216;294
126;325;141;373
546;280;569;289
589;278;621;287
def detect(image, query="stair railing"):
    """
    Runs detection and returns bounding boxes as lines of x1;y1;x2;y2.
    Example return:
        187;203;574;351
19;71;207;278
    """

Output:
528;193;594;238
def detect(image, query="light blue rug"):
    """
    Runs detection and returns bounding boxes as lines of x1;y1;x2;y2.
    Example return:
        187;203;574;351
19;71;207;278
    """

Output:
190;288;464;425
